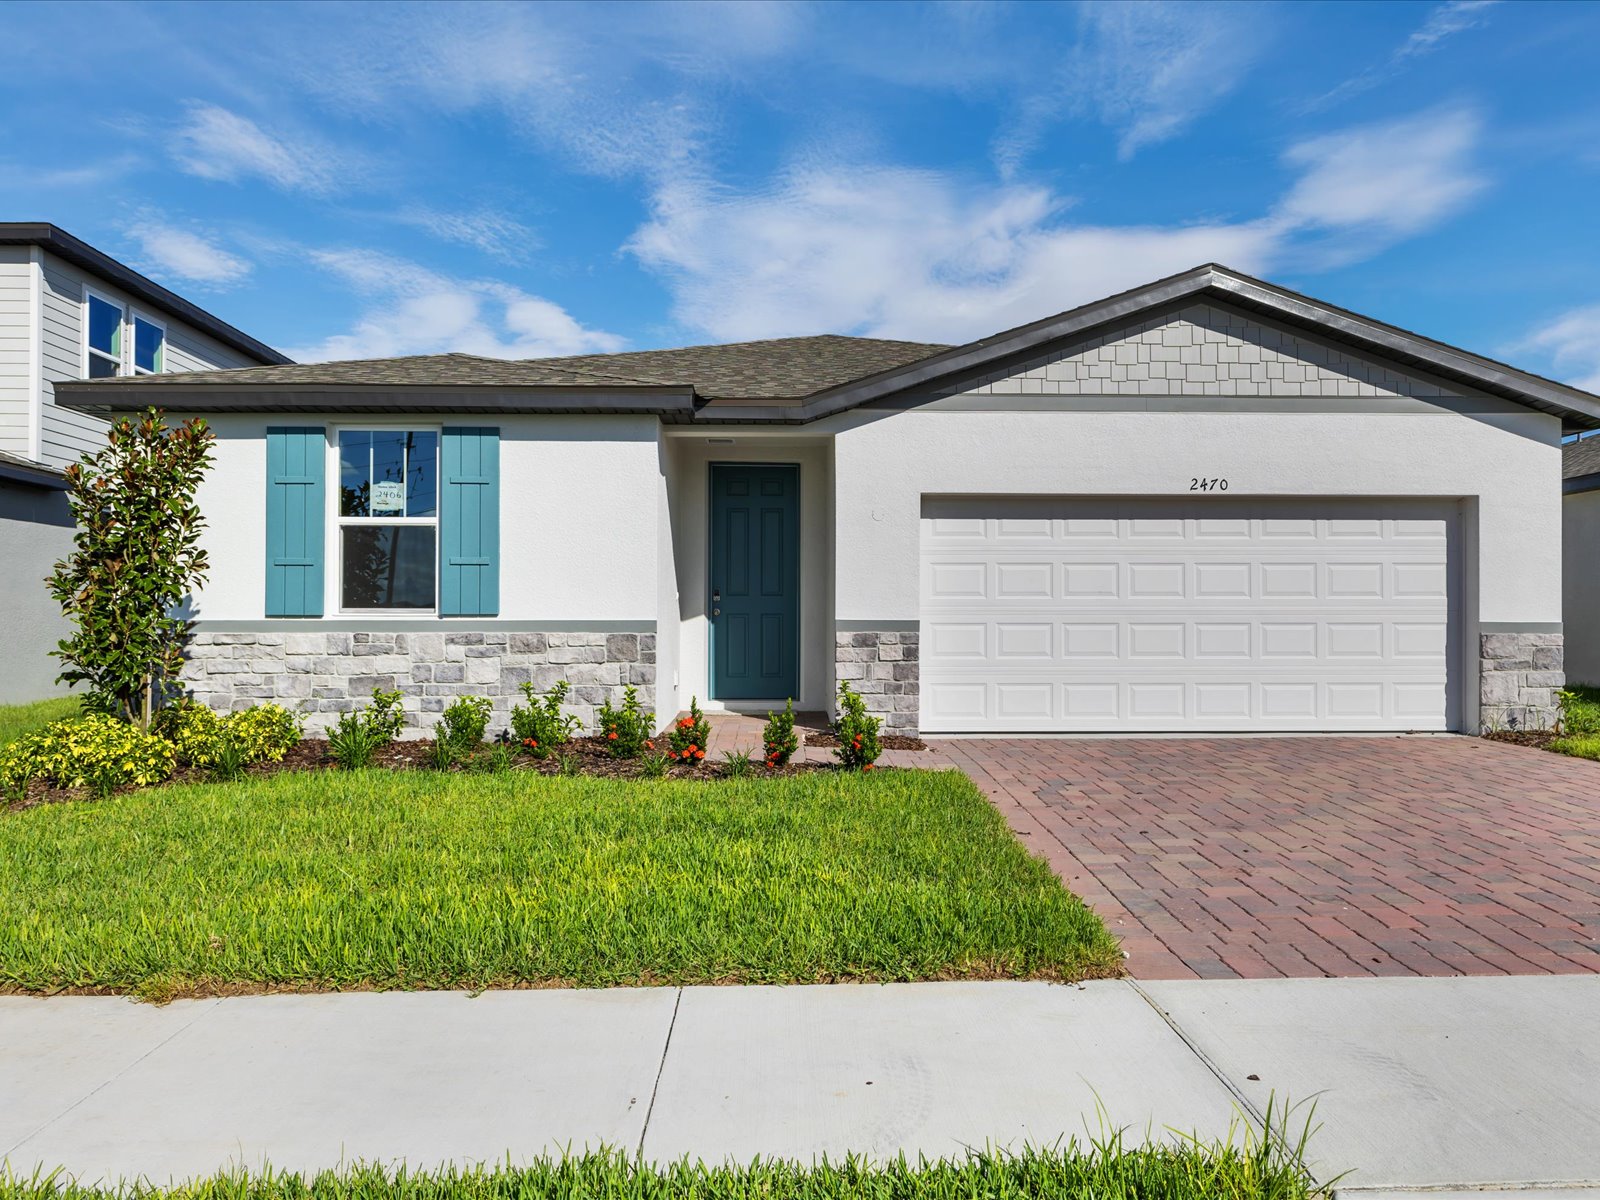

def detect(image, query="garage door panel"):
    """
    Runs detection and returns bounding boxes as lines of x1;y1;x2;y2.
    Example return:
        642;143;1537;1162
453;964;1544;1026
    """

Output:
919;498;1458;733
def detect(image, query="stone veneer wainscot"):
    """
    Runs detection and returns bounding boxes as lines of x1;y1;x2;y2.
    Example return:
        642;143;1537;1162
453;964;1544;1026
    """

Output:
180;629;656;736
1479;630;1564;732
834;629;920;734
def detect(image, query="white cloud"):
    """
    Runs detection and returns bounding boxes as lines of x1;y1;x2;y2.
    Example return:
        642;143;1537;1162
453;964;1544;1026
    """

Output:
286;3;799;182
391;207;541;262
1275;107;1486;242
629;167;1276;343
996;2;1270;173
630;107;1486;343
171;103;360;195
286;248;623;362
1307;1;1498;111
0;155;142;190
1513;306;1600;394
125;220;253;287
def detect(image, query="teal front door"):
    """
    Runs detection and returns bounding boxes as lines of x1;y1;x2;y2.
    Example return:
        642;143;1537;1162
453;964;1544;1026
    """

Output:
709;463;800;700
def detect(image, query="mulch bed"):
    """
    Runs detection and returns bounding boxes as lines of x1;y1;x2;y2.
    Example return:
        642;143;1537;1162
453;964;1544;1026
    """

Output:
804;731;928;751
1482;729;1562;751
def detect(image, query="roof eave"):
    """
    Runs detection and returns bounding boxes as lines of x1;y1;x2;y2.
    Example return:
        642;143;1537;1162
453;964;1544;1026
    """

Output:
1566;471;1600;496
0;456;68;490
0;223;291;367
52;380;699;418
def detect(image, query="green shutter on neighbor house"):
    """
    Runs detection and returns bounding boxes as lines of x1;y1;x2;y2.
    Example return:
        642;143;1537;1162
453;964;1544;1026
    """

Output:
265;427;325;617
440;427;500;617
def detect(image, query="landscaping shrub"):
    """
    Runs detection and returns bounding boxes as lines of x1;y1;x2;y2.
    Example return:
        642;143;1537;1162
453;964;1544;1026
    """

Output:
668;695;710;763
596;685;653;757
0;713;174;798
1559;687;1600;736
327;688;405;770
206;735;249;783
832;680;882;771
155;700;301;768
510;680;580;758
762;698;799;768
436;696;493;755
152;699;225;765
722;749;755;778
47;409;214;729
226;703;302;763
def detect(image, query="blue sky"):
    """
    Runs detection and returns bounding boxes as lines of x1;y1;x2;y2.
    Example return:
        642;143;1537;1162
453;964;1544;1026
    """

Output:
3;0;1599;390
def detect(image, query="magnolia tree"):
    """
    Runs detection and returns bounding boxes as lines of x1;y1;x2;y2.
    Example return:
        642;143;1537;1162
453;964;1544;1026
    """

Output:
48;409;215;729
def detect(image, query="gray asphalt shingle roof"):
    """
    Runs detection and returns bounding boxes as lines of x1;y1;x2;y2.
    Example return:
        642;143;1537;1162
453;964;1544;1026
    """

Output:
1567;434;1600;479
87;336;953;401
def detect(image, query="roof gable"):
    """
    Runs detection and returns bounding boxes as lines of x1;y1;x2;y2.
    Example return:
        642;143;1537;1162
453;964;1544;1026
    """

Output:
793;265;1600;430
947;302;1469;403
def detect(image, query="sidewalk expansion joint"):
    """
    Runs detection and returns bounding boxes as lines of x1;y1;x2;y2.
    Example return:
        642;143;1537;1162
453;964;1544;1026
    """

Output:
636;986;683;1158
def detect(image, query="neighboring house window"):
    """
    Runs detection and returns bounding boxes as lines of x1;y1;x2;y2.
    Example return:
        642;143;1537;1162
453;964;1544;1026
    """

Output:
131;313;165;374
85;292;123;377
336;430;439;610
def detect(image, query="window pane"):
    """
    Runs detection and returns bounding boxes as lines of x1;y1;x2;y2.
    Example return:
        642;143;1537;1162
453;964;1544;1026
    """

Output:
370;432;407;515
133;318;164;372
339;431;372;516
87;354;118;379
407;431;437;517
338;429;435;517
341;526;436;609
88;295;121;358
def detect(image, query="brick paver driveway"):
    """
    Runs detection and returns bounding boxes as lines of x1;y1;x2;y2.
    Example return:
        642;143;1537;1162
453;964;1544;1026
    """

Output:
942;736;1600;979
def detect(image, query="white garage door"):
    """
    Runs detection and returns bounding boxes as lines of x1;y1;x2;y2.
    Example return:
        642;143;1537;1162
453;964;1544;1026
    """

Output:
919;497;1459;733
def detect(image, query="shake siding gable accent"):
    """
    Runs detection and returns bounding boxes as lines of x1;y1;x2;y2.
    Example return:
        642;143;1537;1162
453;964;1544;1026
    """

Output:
265;427;325;617
440;427;499;617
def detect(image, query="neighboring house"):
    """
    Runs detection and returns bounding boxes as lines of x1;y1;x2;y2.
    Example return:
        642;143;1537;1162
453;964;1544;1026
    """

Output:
56;264;1600;735
1564;434;1600;686
0;223;289;703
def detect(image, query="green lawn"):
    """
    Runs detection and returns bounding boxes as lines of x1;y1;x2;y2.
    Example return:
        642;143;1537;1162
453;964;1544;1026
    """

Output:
0;696;79;747
0;768;1119;999
0;1141;1324;1200
1553;684;1600;760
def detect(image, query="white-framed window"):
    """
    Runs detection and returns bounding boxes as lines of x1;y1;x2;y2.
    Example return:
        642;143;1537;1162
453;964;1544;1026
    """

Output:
333;427;440;612
129;310;166;374
84;289;124;378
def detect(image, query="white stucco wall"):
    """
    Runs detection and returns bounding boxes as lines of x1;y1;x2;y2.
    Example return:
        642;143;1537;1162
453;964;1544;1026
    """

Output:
827;406;1564;627
1564;489;1600;685
190;413;662;623
663;432;834;713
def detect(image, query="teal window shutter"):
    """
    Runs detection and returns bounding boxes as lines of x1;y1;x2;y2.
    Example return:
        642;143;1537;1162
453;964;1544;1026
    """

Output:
265;427;325;617
440;427;500;616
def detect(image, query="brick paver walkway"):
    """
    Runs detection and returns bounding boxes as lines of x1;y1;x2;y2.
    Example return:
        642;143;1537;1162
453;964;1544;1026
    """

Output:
942;736;1600;979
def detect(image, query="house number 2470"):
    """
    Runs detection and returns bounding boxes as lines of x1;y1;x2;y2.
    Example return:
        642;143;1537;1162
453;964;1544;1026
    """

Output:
1189;477;1229;492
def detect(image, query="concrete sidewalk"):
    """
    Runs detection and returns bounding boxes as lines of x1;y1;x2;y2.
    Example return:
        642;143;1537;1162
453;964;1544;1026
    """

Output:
3;977;1599;1195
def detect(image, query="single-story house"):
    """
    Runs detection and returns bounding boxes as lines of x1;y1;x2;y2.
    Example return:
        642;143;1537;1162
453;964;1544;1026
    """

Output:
1565;434;1600;686
56;264;1600;736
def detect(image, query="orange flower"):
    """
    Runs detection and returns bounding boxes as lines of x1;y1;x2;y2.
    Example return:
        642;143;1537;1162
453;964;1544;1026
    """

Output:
645;740;654;750
607;731;618;741
863;763;875;772
694;749;705;759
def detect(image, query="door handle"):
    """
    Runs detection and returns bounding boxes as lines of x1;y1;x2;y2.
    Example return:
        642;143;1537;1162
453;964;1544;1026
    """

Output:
713;607;721;616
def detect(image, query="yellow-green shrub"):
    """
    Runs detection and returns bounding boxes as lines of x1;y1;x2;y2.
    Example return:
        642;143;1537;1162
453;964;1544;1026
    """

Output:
227;703;302;762
154;700;301;767
0;714;175;796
